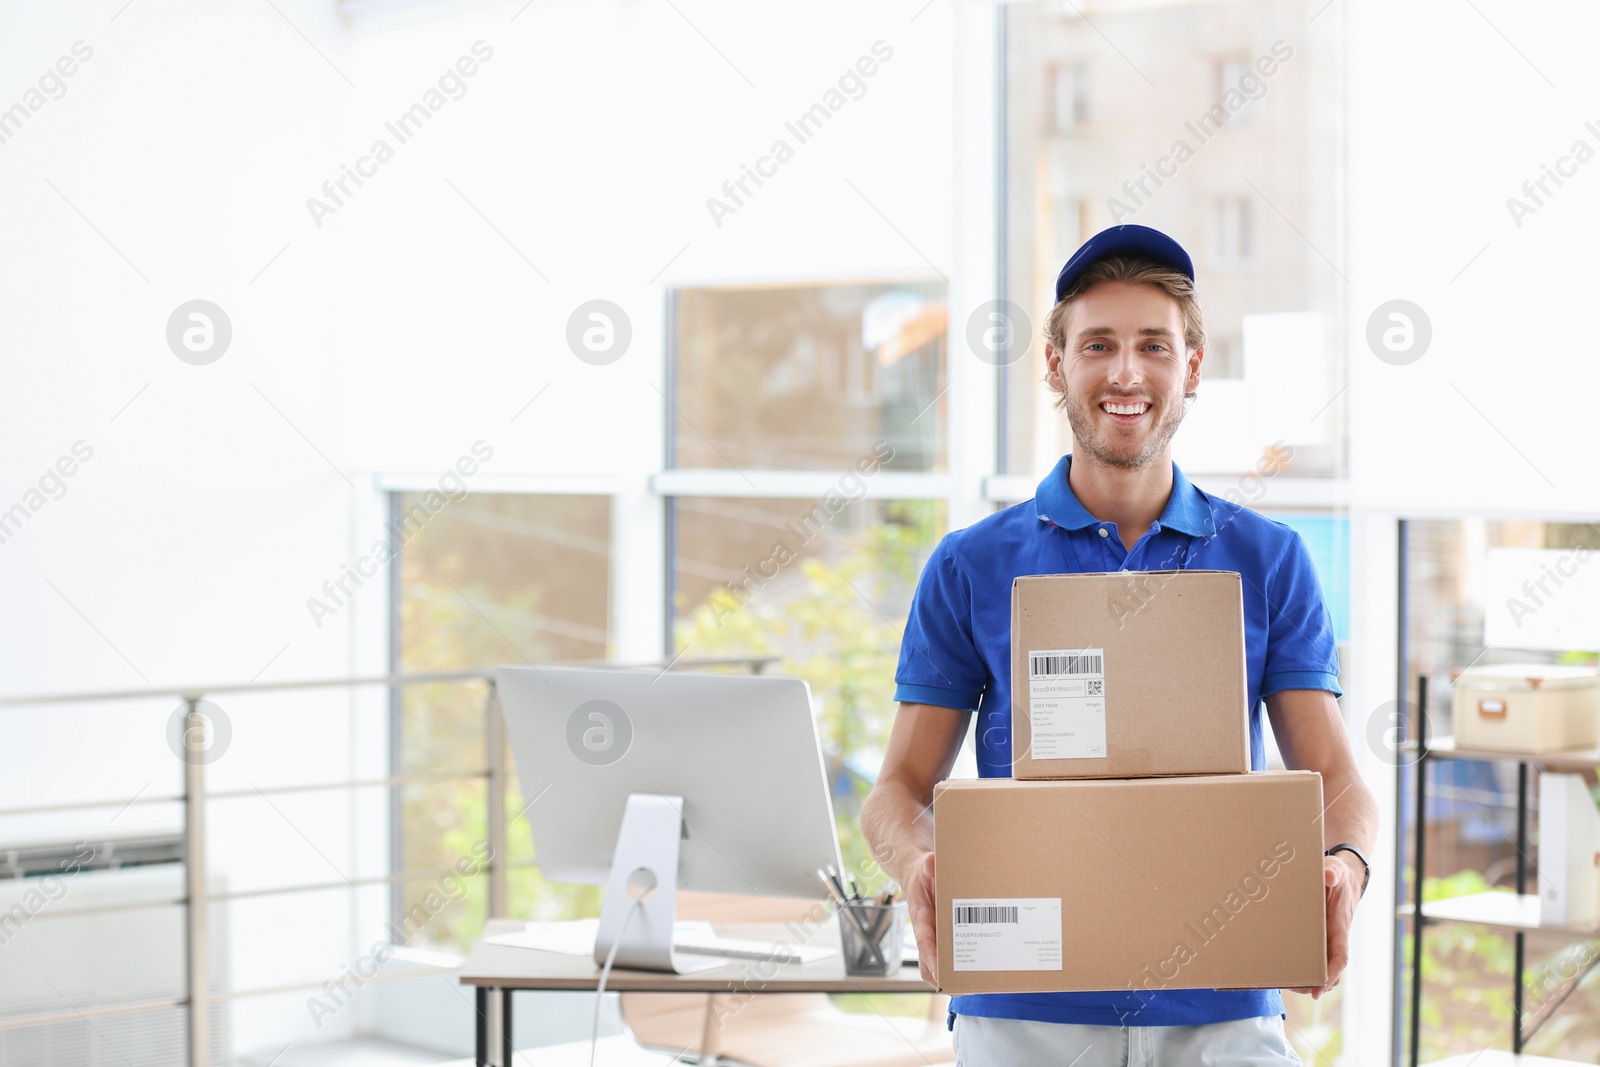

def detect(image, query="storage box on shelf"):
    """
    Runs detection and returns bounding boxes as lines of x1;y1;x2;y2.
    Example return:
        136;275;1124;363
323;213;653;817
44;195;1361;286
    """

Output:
1537;771;1600;926
1452;664;1600;754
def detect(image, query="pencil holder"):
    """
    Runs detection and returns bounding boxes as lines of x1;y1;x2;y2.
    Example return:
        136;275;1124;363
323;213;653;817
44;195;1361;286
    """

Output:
836;901;906;976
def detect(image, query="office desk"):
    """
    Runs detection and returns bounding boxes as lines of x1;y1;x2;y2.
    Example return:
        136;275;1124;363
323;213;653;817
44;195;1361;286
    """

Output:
460;918;934;1067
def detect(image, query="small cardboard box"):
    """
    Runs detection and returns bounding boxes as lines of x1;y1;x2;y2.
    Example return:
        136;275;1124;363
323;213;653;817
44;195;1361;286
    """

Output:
1010;570;1249;779
1453;664;1600;754
934;771;1327;996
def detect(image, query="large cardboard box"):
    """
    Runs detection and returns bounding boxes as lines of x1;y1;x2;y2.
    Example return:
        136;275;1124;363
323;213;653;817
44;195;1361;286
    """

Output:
1011;570;1249;779
1453;664;1600;754
934;771;1327;996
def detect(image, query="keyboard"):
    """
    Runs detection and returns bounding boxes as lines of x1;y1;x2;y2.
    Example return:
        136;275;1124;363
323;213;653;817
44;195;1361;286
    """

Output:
672;933;836;964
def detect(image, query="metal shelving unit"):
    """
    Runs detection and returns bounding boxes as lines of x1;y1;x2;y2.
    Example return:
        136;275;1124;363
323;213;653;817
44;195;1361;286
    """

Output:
1400;700;1600;1066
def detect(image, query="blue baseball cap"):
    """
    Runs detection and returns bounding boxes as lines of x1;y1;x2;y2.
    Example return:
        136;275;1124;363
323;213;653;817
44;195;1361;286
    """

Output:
1054;224;1195;302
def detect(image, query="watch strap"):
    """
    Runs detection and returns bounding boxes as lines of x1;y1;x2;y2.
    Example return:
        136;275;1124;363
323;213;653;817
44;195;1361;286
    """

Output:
1325;843;1371;897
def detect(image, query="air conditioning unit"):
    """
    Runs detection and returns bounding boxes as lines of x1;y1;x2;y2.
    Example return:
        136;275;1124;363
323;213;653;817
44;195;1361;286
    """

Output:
0;834;229;1066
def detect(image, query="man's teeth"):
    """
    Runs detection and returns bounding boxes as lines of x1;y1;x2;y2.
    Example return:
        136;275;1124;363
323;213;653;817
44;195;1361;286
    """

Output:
1102;401;1149;416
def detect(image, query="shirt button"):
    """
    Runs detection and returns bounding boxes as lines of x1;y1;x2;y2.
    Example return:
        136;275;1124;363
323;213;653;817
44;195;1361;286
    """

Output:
1098;527;1109;538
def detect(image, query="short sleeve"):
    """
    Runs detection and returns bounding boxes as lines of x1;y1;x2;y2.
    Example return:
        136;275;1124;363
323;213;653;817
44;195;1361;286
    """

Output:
1261;529;1344;699
893;535;987;710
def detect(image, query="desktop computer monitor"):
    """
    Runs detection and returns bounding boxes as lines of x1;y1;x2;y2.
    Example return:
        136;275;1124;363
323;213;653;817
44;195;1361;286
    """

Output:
494;665;845;972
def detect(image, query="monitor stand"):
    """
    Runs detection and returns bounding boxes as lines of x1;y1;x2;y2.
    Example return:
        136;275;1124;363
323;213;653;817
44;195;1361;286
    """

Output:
593;792;724;974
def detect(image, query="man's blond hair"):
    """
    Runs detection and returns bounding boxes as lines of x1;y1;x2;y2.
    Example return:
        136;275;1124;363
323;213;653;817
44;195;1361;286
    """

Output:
1043;255;1206;410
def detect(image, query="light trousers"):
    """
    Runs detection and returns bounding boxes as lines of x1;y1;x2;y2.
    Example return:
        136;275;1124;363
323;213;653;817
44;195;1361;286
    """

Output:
952;1013;1303;1066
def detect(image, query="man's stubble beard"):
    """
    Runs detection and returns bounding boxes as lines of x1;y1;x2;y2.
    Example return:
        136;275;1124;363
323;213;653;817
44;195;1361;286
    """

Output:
1062;386;1188;471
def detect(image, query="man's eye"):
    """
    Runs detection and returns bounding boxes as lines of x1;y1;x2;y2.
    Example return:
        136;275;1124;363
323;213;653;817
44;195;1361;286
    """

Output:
1085;342;1110;352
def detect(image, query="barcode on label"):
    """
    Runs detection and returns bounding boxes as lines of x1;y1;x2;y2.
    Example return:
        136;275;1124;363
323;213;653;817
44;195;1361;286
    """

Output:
1031;653;1102;676
954;905;1019;925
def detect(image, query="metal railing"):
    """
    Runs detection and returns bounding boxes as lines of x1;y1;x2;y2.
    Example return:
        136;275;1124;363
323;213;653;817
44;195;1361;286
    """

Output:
0;656;775;1066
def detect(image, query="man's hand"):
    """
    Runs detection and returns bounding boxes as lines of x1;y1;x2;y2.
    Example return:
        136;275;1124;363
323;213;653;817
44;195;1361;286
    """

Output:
1266;689;1379;1003
861;703;970;990
906;850;938;986
1289;855;1362;999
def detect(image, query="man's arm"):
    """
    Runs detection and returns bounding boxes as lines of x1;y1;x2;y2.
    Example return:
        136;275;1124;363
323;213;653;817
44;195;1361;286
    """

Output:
861;701;972;986
1266;688;1380;1000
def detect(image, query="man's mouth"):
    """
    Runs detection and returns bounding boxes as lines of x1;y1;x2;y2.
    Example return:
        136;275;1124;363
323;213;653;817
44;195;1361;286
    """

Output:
1099;399;1150;422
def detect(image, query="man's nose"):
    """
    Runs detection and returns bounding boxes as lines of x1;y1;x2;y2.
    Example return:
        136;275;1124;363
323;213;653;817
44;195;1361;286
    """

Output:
1107;345;1143;387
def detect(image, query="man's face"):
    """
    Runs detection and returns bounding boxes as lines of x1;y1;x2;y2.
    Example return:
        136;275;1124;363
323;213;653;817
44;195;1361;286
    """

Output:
1045;280;1202;471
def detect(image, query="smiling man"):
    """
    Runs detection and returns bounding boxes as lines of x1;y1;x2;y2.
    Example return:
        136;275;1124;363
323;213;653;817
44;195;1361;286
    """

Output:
861;225;1379;1065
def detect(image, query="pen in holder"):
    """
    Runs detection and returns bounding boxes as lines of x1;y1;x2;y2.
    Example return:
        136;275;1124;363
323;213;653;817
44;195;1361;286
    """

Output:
835;900;907;977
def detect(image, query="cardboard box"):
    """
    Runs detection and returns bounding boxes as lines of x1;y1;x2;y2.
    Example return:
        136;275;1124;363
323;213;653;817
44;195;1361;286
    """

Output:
1010;570;1249;779
934;771;1327;996
1453;664;1600;754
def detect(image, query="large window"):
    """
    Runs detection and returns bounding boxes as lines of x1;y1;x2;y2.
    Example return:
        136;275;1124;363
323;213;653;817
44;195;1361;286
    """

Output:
671;280;948;472
1000;0;1344;480
394;492;612;948
666;277;953;885
669;496;945;876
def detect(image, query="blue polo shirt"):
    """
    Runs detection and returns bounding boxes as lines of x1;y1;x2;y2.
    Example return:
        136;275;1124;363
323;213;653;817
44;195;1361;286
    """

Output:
893;454;1343;1029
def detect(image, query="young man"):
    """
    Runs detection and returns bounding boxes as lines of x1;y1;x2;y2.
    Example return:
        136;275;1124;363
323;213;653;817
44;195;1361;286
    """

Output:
861;225;1378;1065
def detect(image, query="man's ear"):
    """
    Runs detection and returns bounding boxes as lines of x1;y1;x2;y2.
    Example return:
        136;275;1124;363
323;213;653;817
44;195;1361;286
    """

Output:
1044;343;1064;391
1185;345;1204;395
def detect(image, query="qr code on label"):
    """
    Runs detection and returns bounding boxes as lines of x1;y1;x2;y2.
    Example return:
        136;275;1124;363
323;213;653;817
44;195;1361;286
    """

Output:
1087;679;1103;696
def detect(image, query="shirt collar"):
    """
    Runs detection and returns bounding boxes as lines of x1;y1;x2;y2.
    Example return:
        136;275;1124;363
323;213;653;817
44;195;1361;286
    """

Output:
1033;454;1216;538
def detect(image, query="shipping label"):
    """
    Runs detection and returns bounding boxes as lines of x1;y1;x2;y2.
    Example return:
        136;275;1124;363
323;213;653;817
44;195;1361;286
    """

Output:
1028;648;1106;759
951;897;1063;971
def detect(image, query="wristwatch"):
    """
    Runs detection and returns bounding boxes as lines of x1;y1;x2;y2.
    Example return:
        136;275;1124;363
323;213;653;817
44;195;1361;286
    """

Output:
1325;843;1371;897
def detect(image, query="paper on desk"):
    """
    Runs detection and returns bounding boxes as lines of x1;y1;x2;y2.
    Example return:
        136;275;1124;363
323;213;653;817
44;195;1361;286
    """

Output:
485;919;600;955
483;919;728;957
